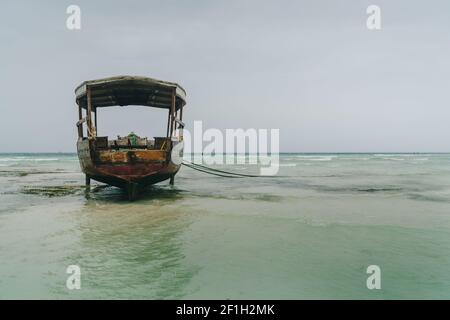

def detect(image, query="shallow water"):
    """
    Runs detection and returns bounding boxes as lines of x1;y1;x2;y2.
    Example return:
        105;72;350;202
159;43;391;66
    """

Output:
0;153;450;299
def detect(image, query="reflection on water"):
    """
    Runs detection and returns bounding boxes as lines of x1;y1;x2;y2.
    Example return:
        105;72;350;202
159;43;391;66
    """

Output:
56;193;200;299
1;153;450;299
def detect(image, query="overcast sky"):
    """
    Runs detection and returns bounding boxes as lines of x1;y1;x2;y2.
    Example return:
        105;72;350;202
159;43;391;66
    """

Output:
1;0;449;152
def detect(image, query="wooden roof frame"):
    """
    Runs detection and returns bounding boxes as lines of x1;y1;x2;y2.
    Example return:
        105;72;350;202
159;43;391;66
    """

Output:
75;75;187;111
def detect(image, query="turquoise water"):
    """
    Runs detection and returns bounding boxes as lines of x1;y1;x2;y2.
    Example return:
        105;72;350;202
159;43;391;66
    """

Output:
0;153;450;299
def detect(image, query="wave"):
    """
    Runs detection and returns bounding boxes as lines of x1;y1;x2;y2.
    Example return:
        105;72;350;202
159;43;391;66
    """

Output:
0;158;59;162
356;187;403;193
340;157;370;161
296;157;335;161
373;154;432;157
310;184;404;194
408;193;450;203
382;158;405;161
296;155;338;158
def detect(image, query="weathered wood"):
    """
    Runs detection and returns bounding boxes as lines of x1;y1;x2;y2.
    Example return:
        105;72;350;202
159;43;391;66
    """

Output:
180;103;183;121
94;108;98;132
97;150;166;164
169;87;176;136
78;105;83;138
166;109;171;138
81;99;174;108
87;86;93;138
74;76;187;110
179;103;184;140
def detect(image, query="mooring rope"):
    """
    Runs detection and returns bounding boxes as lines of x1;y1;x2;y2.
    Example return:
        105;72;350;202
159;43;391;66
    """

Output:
182;162;244;178
183;160;261;177
182;160;269;178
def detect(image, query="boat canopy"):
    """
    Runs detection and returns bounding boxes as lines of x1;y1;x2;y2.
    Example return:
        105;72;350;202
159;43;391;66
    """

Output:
75;76;186;110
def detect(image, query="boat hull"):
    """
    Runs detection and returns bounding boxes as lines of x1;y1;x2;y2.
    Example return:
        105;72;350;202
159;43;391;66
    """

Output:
77;138;183;198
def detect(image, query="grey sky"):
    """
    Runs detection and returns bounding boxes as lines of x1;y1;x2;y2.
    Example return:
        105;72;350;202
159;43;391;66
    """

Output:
1;0;449;152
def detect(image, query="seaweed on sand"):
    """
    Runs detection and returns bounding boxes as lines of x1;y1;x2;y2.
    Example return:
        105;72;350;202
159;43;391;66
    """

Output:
21;185;85;197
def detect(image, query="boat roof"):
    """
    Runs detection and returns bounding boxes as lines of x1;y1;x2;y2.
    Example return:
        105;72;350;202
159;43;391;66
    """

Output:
75;76;186;110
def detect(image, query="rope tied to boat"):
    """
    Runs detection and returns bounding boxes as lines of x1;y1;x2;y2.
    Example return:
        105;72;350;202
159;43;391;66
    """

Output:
182;160;276;178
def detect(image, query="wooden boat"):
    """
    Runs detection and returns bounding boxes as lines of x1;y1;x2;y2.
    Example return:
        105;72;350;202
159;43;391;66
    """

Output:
75;76;186;200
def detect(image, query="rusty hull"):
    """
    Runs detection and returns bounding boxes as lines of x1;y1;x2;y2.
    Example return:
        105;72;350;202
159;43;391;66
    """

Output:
77;139;180;190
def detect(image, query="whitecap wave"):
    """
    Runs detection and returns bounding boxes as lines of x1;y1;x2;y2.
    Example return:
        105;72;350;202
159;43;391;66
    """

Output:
374;154;430;157
296;155;338;158
0;158;59;162
340;157;370;161
382;157;405;161
297;157;334;161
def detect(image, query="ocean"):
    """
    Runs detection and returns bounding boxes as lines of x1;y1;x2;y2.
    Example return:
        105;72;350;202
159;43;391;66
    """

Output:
0;153;449;299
